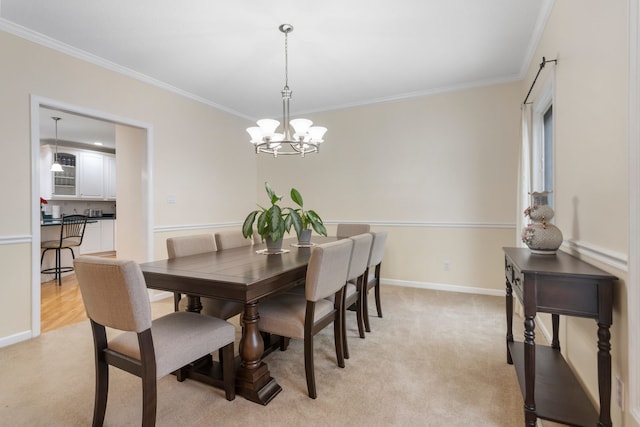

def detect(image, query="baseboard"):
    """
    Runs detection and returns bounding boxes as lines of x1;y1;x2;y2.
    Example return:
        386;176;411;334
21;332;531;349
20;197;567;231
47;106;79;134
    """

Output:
382;278;504;297
0;330;33;349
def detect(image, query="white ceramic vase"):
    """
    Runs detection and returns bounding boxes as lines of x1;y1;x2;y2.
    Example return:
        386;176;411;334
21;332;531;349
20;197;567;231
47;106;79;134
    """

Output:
522;191;563;254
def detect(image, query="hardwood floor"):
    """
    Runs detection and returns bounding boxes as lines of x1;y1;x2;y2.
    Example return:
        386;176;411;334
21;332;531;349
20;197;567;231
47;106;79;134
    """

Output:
41;273;88;333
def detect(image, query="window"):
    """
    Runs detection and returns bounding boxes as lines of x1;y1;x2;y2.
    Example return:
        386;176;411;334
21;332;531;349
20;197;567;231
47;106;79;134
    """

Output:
532;81;554;208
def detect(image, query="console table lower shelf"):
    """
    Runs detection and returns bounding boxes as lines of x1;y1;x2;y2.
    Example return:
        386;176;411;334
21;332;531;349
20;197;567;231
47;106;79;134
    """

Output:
508;342;599;426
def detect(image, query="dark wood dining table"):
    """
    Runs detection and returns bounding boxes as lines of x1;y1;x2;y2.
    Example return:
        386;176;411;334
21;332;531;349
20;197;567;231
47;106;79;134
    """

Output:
138;236;335;405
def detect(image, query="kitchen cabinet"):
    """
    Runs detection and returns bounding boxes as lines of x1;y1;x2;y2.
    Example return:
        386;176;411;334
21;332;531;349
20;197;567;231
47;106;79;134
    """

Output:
80;222;101;254
78;151;104;198
106;155;116;199
80;220;116;254
40;145;116;201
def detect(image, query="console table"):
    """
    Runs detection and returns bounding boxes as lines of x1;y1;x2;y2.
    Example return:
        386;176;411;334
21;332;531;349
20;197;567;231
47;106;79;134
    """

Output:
503;247;616;427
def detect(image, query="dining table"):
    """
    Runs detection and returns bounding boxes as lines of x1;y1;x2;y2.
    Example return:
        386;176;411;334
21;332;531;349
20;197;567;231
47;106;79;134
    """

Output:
138;235;336;405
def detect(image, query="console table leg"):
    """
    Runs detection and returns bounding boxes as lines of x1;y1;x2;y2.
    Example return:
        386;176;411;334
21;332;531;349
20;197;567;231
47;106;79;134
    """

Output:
597;322;612;427
524;315;537;427
551;314;560;350
506;279;514;364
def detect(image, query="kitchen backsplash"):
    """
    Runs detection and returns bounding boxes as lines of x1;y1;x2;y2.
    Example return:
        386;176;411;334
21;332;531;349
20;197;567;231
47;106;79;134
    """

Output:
42;200;116;217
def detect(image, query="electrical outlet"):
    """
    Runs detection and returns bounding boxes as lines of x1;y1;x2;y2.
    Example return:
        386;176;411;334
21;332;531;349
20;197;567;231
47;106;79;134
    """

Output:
616;376;624;409
443;260;451;271
167;194;176;204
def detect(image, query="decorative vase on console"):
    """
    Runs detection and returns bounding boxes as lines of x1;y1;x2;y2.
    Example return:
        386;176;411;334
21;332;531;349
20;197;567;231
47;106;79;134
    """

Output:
521;191;563;254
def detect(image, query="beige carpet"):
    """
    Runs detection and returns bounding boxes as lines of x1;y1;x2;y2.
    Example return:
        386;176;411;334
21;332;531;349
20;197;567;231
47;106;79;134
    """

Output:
0;286;526;426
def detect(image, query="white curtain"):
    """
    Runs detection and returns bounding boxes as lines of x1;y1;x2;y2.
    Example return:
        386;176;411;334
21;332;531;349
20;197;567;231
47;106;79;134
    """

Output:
516;104;532;247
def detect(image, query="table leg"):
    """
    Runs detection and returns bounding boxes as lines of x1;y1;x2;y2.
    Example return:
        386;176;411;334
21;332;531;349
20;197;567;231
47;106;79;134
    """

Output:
185;295;202;313
235;301;282;405
597;322;612;427
551;314;560;350
524;315;537;427
506;278;513;364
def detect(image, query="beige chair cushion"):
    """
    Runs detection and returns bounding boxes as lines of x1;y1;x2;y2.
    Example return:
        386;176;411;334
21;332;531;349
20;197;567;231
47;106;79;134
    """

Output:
305;239;354;302
215;230;252;250
167;234;216;258
41;237;82;249
336;223;370;239
108;311;235;378
347;233;373;281
259;294;334;340
74;257;152;332
368;231;388;268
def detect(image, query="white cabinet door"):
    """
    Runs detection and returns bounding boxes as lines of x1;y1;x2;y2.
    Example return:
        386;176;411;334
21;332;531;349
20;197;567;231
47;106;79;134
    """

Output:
100;220;115;251
79;151;104;198
106;155;116;200
80;222;101;254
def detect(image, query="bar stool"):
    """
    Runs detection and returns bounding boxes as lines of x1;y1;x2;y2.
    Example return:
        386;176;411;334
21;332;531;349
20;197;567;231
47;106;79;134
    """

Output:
40;214;88;286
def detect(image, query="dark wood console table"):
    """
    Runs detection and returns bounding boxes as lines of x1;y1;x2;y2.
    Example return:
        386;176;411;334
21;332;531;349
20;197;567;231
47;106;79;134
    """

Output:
503;247;616;427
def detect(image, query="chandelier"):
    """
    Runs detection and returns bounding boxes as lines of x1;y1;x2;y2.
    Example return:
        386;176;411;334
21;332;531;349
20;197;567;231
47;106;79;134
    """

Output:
247;24;327;157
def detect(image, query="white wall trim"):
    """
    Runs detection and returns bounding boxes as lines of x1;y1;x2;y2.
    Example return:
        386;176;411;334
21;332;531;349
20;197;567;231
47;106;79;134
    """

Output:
563;239;629;272
154;220;517;234
0;330;32;349
383;278;504;297
0;235;31;245
628;0;640;421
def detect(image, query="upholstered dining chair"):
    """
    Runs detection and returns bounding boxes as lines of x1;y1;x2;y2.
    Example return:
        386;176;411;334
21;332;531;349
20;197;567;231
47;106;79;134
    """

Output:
258;239;353;399
167;234;244;320
214;229;254;249
40;214;88;286
342;233;373;359
363;231;388;332
336;223;370;239
73;256;236;427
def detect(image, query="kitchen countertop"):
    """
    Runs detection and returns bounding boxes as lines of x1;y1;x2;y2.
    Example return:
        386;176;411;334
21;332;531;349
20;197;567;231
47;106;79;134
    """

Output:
41;214;115;227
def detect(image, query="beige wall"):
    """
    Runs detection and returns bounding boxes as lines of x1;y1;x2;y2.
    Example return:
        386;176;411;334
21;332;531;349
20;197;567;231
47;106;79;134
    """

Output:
522;1;632;425
258;82;522;292
0;30;256;343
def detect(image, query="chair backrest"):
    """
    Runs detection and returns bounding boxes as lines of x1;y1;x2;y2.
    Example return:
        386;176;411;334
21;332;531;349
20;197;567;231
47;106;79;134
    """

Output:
60;214;88;246
347;233;373;282
305;239;353;302
74;256;152;333
215;229;252;250
167;234;216;258
336;223;370;239
368;231;388;268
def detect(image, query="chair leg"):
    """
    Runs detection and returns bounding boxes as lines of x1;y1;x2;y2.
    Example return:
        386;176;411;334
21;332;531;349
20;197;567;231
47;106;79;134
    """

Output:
221;342;236;401
356;277;366;338
173;292;181;312
90;321;109;427
304;334;317;399
139;331;157;427
334;310;345;369
363;286;372;333
56;248;62;286
280;336;290;351
375;281;383;318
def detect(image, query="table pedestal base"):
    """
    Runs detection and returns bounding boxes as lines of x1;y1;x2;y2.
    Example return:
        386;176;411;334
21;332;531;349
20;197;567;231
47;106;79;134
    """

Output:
235;361;281;405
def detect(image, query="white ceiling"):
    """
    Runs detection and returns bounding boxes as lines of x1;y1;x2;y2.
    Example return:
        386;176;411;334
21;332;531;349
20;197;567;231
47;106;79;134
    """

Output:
2;0;552;146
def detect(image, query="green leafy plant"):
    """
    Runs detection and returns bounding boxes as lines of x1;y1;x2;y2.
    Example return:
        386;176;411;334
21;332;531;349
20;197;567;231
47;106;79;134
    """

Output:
242;182;293;243
288;188;327;237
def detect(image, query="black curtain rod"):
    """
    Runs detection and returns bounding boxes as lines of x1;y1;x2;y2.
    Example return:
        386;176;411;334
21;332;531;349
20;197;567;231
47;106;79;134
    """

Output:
523;56;557;105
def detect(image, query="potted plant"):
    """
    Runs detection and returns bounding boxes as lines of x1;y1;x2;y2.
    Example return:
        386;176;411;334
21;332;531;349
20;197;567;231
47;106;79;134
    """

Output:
242;182;293;251
288;187;327;245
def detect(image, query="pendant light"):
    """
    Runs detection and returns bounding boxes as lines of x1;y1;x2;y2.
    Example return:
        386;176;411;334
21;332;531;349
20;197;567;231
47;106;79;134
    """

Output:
247;24;327;157
50;117;63;172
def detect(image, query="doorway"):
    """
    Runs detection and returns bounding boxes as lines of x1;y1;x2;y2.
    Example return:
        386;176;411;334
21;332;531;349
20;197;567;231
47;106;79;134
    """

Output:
31;96;153;336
